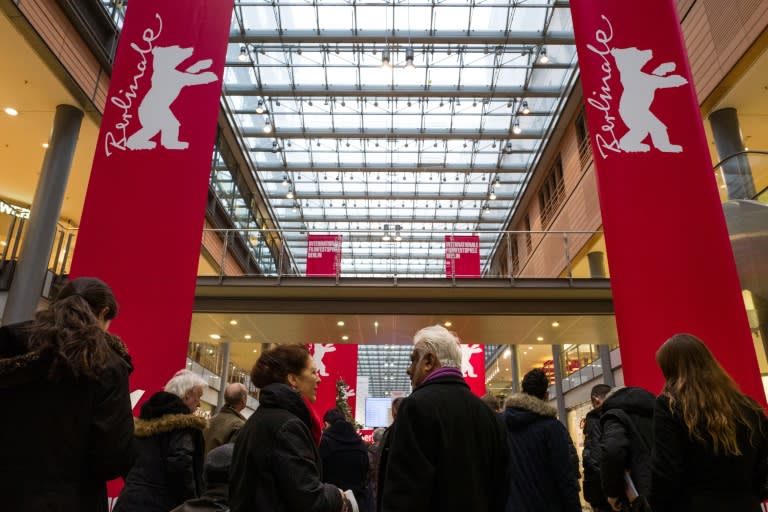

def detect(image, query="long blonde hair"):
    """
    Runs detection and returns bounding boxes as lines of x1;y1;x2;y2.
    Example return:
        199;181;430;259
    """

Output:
656;333;765;456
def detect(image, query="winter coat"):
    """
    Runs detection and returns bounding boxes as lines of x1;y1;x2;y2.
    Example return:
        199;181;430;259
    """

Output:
0;321;135;512
115;391;206;512
319;419;370;511
502;393;581;512
650;394;768;512
379;373;509;512
582;407;610;511
204;405;246;454
599;387;655;501
229;383;343;512
170;483;230;512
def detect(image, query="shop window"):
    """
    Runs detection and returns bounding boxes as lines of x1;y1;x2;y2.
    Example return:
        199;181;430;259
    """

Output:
539;157;565;228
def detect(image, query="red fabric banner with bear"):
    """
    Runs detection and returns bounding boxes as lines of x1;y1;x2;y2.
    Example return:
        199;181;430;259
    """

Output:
308;343;359;420
569;0;764;403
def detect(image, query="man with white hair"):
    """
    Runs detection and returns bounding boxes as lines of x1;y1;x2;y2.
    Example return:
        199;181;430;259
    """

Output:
379;325;509;511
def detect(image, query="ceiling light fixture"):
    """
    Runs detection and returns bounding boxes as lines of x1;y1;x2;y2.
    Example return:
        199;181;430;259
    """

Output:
4;107;19;116
42;143;49;148
238;45;248;62
405;47;416;69
552;321;560;327
337;321;345;326
342;335;349;341
209;334;221;340
489;192;497;200
444;321;452;327
230;319;238;325
263;118;272;133
494;177;501;189
286;189;295;199
537;336;544;341
538;47;549;64
255;100;265;114
244;334;252;340
512;120;522;135
521;100;530;115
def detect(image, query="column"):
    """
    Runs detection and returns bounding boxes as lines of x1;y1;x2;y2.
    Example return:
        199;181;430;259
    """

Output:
510;345;520;393
551;344;568;426
587;251;606;279
2;105;83;325
709;108;756;200
216;341;232;411
599;344;615;387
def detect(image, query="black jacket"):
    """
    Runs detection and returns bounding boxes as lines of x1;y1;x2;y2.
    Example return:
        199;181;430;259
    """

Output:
651;394;768;512
115;391;206;512
229;383;343;512
599;387;655;501
0;321;135;512
582;407;609;510
171;483;230;512
319;420;370;511
503;393;581;512
380;373;509;512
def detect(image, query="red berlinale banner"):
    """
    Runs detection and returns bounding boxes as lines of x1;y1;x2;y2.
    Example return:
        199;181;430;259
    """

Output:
306;234;343;277
309;343;359;420
70;0;233;419
460;343;486;396
445;235;480;278
570;1;764;402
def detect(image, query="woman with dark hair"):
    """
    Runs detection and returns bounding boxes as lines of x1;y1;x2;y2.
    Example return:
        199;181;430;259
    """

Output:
229;345;353;512
0;277;135;511
651;333;768;512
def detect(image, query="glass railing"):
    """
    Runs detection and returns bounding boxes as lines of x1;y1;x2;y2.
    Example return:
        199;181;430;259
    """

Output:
198;227;607;282
713;150;768;204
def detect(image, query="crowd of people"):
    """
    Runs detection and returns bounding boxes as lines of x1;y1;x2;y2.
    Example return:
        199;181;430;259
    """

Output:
1;277;768;511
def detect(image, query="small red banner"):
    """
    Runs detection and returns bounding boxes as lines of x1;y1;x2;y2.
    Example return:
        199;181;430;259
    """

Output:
570;0;763;402
445;235;481;278
461;343;486;397
306;234;343;277
308;343;359;420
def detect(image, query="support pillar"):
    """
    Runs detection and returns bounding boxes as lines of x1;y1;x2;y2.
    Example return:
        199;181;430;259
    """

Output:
216;341;231;411
3;105;83;325
551;344;568;426
709;108;756;200
599;344;615;387
510;345;520;393
587;251;606;279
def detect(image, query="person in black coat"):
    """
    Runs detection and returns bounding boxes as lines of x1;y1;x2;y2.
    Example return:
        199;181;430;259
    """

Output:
229;344;350;512
599;386;655;510
171;443;234;512
115;370;208;512
651;334;768;512
320;408;370;511
0;277;135;512
379;325;509;512
503;368;581;512
582;384;612;512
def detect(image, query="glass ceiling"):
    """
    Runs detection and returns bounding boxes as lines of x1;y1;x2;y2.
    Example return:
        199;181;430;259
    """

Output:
224;0;578;276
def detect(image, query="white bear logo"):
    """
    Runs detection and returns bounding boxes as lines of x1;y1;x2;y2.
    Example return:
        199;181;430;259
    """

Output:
460;344;483;378
312;344;337;377
610;47;688;153
126;45;218;151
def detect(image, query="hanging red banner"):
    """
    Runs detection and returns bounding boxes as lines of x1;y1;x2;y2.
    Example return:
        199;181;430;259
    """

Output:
445;235;481;278
67;0;233;506
569;0;763;402
308;343;359;421
461;343;486;397
306;234;343;277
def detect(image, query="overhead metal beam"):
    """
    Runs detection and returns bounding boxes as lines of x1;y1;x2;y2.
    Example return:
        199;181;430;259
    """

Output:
252;165;529;173
224;84;564;98
243;128;543;139
230;29;576;46
269;192;516;200
226;61;573;71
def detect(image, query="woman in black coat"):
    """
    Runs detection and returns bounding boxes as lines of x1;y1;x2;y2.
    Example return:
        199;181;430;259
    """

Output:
229;344;351;512
651;333;768;512
0;277;135;512
115;370;208;512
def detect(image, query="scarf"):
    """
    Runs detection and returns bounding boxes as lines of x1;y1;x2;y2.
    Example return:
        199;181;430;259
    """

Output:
303;396;323;447
421;366;463;386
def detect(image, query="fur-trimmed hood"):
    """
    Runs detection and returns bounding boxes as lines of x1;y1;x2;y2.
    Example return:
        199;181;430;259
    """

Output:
503;392;558;430
134;413;208;437
0;322;131;389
